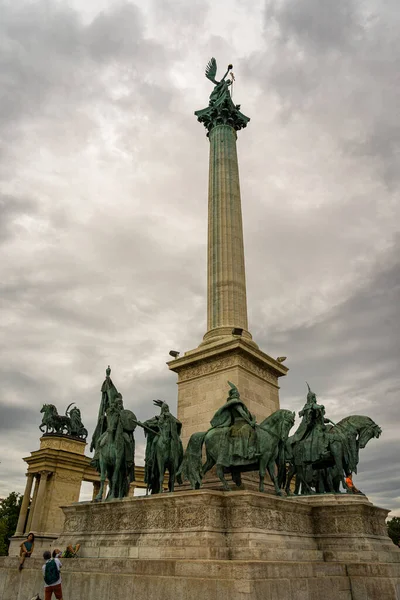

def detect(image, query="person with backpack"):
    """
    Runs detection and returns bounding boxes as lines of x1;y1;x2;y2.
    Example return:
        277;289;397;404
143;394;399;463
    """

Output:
42;550;63;600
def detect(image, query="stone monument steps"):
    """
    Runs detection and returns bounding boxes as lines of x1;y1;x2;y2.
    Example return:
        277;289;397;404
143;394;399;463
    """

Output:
2;556;400;599
0;557;366;600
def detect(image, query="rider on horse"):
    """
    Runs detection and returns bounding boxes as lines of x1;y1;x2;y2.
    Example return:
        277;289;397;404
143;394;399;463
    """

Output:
142;400;183;493
92;369;137;501
91;367;136;490
210;382;258;467
289;383;334;465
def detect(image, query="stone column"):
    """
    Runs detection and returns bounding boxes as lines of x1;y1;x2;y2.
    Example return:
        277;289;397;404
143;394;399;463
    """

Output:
29;470;51;533
26;474;39;532
15;473;34;535
203;123;251;344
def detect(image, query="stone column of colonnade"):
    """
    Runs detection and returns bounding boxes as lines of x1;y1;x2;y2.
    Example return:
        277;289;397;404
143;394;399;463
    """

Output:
14;473;34;536
25;475;39;532
203;123;251;344
29;470;51;532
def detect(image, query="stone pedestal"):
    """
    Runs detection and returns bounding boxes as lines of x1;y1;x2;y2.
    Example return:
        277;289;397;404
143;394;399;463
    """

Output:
2;490;399;600
169;337;287;448
8;435;99;556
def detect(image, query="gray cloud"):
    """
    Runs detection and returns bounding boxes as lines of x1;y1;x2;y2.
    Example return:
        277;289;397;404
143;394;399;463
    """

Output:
0;0;399;517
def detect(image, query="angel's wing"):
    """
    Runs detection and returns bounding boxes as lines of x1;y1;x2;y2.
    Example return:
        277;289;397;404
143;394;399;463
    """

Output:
205;57;218;83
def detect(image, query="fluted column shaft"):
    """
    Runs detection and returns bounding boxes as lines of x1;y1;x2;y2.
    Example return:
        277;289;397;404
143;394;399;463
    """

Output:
15;473;34;535
26;475;39;532
204;124;251;343
29;470;50;533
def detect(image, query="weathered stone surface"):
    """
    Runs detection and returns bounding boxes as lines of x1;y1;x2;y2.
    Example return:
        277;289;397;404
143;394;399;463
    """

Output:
55;490;320;561
169;338;287;448
1;553;399;600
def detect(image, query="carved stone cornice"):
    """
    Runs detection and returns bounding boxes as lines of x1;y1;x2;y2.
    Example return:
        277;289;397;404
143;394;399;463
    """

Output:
168;338;287;383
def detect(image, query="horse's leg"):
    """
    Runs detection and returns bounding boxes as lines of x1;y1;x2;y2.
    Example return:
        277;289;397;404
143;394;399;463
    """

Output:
285;464;296;495
267;457;282;496
106;456;116;500
295;465;308;495
231;469;242;488
259;457;267;493
295;473;302;494
331;442;348;492
216;464;231;491
202;454;215;477
116;441;127;498
95;459;106;501
168;464;176;493
157;452;165;493
258;442;268;493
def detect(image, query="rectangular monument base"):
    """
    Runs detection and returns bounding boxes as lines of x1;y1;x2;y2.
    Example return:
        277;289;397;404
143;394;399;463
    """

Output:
168;337;288;448
1;490;399;600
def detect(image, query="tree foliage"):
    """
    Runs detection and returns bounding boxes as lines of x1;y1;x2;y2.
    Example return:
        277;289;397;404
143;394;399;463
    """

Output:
387;517;400;547
0;492;22;556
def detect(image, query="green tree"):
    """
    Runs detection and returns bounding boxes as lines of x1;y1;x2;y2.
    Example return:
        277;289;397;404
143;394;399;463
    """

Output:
0;492;22;556
387;517;400;547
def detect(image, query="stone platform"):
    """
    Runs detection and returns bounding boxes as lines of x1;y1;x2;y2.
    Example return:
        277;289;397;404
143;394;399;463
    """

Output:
1;490;399;600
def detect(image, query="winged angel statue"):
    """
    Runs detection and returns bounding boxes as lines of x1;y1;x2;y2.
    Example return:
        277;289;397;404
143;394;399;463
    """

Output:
195;57;250;133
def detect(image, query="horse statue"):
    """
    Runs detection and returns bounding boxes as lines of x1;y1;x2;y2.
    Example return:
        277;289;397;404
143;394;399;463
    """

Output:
179;404;295;495
39;403;74;435
285;414;382;495
94;395;137;501
137;400;183;494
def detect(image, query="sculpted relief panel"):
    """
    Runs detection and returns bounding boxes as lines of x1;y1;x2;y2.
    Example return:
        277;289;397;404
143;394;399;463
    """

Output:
178;354;277;385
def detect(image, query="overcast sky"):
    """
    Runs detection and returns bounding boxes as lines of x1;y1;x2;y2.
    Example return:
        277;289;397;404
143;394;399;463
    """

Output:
1;0;399;512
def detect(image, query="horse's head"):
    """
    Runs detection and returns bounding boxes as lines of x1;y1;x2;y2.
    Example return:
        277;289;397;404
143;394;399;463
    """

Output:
281;410;296;439
40;404;56;415
259;409;295;440
359;419;382;449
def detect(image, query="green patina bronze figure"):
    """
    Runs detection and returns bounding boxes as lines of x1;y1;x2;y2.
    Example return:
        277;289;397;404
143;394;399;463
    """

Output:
68;406;88;439
178;382;295;495
284;384;382;495
39;402;87;440
135;400;183;494
210;381;258;465
195;57;250;134
91;367;136;501
90;365;118;457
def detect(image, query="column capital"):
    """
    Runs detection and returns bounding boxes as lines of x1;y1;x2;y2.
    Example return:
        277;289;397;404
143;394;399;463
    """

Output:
38;470;52;479
195;101;250;136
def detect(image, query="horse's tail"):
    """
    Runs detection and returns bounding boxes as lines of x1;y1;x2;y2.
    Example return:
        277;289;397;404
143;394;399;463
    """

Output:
177;431;207;490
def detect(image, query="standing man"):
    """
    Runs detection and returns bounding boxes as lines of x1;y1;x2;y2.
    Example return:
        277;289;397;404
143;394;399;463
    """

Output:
42;550;63;600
